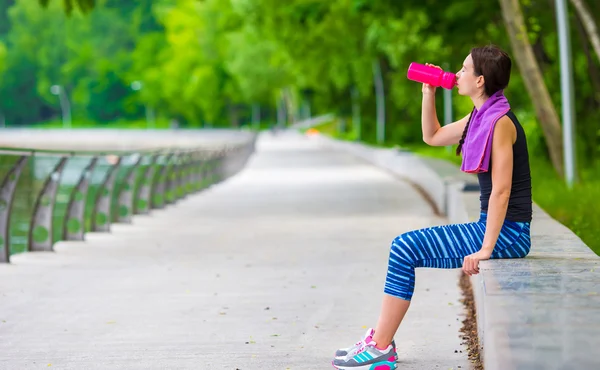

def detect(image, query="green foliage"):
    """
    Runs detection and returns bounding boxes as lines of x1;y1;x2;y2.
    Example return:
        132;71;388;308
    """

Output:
0;0;158;125
528;157;600;256
33;118;171;129
38;0;95;15
0;0;597;254
0;0;598;163
0;41;6;77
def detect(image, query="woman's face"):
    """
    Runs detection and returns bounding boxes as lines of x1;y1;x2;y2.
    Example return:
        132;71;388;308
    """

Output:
456;54;483;97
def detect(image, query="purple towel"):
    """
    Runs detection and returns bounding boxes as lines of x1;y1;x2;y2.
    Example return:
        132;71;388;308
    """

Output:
461;90;511;173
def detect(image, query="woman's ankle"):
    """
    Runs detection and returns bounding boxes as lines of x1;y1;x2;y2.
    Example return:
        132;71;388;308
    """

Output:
371;334;392;350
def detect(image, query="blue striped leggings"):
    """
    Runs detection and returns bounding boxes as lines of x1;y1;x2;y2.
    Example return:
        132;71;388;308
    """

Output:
384;213;531;300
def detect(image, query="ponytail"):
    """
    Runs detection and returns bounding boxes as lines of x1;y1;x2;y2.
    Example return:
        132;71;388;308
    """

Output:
456;107;476;156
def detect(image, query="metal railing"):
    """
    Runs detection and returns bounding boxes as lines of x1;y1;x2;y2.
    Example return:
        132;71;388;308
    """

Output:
0;136;256;263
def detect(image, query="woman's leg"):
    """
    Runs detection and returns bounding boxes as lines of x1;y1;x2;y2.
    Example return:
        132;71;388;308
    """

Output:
372;216;529;347
333;216;529;369
372;295;411;349
370;221;485;346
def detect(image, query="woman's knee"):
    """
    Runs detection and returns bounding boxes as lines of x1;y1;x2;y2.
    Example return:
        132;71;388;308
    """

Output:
390;233;408;250
390;233;417;262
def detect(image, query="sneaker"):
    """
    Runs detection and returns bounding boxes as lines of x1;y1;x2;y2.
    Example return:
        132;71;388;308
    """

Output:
335;328;397;359
332;337;397;369
334;328;373;357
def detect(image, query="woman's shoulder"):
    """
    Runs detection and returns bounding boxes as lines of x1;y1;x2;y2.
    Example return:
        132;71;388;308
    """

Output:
494;115;517;144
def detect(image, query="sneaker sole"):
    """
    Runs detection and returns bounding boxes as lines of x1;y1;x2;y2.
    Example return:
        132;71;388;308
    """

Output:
331;360;398;370
335;354;399;360
335;348;398;359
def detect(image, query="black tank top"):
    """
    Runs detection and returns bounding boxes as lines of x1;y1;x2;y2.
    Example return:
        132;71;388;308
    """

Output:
476;110;532;222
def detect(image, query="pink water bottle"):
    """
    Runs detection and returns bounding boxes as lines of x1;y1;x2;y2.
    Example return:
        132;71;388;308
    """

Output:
407;62;457;89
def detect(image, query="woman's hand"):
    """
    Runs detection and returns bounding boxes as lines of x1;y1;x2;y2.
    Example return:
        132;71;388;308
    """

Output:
422;63;442;95
462;249;492;276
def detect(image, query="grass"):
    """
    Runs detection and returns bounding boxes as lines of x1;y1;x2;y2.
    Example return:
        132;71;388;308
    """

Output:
526;161;600;256
307;119;600;257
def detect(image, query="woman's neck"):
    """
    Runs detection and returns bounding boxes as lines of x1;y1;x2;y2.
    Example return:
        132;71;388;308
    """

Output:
471;94;489;110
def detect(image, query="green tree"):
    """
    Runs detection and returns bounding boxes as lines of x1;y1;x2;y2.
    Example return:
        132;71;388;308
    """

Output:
38;0;95;15
0;41;6;76
0;40;6;124
1;0;169;125
5;0;594;171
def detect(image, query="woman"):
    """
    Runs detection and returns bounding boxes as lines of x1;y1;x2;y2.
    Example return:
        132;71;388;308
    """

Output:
332;45;532;369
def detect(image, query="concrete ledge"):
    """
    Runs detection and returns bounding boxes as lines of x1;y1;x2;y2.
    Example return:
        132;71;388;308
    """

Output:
312;133;600;370
448;185;600;370
0;128;254;152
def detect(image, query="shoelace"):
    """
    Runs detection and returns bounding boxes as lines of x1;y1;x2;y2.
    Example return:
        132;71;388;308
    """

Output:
348;340;369;357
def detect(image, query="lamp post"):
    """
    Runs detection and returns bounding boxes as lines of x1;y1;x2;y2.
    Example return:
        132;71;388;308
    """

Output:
555;0;576;187
443;63;454;154
372;59;385;144
50;85;71;129
131;81;155;130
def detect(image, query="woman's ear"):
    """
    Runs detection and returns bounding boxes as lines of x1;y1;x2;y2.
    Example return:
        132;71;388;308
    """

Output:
476;75;485;88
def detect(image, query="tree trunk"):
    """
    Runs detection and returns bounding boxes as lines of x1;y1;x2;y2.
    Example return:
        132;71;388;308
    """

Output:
573;5;600;160
303;98;311;121
573;8;600;103
276;92;286;128
499;0;564;176
351;86;361;141
228;103;239;128
372;58;385;144
252;103;261;130
282;87;296;125
570;0;600;63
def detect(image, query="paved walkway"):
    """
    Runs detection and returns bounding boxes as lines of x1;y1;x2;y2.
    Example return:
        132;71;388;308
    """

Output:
0;132;469;369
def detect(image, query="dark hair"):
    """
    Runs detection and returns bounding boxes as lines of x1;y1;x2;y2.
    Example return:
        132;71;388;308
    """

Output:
456;45;512;156
456;107;476;156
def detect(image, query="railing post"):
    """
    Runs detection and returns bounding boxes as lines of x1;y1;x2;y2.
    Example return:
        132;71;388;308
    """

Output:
197;153;209;191
215;149;226;183
135;154;157;215
178;152;189;199
28;157;69;252
188;151;201;193
117;154;142;223
205;155;216;186
92;156;122;232
165;153;179;204
152;153;173;209
175;153;187;200
228;146;237;176
222;147;232;180
0;156;29;263
182;152;192;196
64;156;98;241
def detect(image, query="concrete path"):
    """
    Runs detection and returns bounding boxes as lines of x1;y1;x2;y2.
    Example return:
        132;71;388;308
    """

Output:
0;132;469;370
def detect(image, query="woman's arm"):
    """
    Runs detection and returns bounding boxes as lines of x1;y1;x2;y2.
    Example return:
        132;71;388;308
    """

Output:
421;64;470;147
421;103;470;147
462;115;516;275
481;116;516;253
